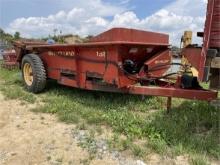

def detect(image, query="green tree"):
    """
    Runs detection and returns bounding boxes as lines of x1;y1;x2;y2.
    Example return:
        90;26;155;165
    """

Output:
14;32;20;40
0;28;4;36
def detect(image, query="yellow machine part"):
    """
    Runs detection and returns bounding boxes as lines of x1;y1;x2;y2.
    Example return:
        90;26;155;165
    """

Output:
182;31;192;48
181;31;199;77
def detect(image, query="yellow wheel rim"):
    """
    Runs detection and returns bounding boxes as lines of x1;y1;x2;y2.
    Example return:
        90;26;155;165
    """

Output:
23;63;33;86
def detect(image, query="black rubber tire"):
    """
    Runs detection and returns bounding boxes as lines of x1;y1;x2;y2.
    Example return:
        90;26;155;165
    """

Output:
21;54;46;93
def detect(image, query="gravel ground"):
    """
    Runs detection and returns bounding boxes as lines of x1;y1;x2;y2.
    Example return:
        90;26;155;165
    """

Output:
0;92;148;165
1;91;217;165
72;129;147;165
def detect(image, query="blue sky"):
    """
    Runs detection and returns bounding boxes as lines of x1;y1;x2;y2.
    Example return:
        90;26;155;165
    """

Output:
0;0;207;44
104;0;174;17
0;0;174;28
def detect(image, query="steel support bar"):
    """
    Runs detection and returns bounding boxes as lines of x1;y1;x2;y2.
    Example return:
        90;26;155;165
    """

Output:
87;81;218;101
128;86;218;101
167;97;172;113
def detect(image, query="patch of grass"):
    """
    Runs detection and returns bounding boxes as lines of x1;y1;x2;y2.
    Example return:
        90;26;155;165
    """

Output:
172;143;185;156
190;155;210;165
145;101;220;158
0;68;36;103
0;68;219;163
108;133;132;152
78;131;97;159
33;83;220;161
94;125;103;135
59;111;80;124
76;122;87;130
131;144;146;158
56;157;63;163
0;85;36;103
80;158;91;165
148;135;167;154
46;156;51;161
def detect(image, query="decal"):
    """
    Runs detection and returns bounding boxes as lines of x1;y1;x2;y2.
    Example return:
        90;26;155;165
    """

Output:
96;51;106;58
154;60;170;65
48;51;75;57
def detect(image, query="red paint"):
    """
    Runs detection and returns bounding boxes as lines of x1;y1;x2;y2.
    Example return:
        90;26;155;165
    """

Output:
183;0;220;82
89;28;169;45
144;49;171;77
199;0;220;80
182;47;202;71
1;50;18;69
14;28;218;101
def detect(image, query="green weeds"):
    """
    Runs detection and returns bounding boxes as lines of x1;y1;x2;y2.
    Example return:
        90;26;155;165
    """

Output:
0;67;219;163
0;68;36;103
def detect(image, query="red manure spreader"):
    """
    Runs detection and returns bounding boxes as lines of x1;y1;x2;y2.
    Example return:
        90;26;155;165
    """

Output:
13;0;219;110
1;50;18;69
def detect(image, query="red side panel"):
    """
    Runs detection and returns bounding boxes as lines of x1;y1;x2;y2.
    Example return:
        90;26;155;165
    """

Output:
199;0;220;80
144;49;171;77
89;28;169;46
182;47;202;71
210;0;220;48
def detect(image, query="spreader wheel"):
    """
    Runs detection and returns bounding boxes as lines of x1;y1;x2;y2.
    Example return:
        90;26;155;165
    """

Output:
21;54;46;93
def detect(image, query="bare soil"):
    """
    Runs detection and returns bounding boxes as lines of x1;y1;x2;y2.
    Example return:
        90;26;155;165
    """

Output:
0;93;121;165
0;92;218;165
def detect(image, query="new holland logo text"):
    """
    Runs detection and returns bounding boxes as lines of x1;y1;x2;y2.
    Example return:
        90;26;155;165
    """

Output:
48;51;75;57
154;60;169;64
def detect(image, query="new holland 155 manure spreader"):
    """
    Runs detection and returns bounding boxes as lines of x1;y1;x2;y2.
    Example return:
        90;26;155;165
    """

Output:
13;0;219;110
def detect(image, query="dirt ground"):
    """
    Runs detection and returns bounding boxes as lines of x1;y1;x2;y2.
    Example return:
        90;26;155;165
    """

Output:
0;91;218;165
0;92;123;165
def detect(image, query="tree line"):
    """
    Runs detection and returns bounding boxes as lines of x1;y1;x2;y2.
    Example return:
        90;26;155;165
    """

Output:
0;28;20;45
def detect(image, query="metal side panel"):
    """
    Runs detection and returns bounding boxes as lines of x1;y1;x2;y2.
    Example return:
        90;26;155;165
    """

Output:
210;68;220;90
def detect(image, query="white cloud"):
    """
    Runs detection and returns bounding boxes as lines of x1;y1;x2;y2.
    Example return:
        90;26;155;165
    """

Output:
152;0;207;44
5;0;207;45
85;17;108;26
109;12;140;27
56;0;126;17
163;0;207;17
119;0;131;5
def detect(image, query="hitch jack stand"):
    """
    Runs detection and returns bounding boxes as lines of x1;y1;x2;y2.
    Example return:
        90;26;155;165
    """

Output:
167;97;172;113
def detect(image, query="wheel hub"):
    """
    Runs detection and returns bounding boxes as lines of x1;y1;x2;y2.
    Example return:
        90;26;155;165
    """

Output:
23;63;33;86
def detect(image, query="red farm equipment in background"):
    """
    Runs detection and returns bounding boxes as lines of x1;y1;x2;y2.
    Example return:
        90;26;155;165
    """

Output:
1;50;18;69
12;0;219;111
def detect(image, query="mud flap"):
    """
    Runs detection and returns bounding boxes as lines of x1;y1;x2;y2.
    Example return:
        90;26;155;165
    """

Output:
210;68;220;90
203;49;220;90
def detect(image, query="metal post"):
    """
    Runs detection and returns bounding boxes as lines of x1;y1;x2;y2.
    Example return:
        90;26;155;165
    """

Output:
167;97;172;113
